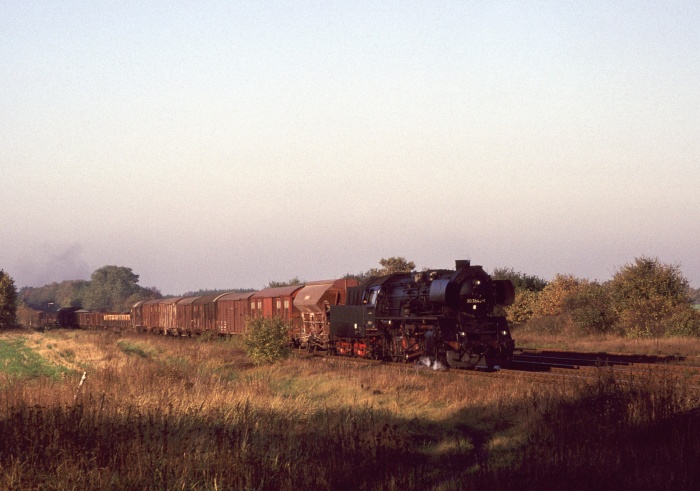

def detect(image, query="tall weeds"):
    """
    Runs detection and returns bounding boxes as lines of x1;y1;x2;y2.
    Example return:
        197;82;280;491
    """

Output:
0;330;698;490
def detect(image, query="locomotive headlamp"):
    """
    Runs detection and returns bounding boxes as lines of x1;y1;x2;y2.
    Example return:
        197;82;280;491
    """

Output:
501;330;508;336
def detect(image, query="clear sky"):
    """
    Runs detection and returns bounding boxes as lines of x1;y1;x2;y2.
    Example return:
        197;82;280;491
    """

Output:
2;1;698;295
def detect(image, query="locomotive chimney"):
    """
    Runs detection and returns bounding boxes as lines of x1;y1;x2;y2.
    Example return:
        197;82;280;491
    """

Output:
455;260;470;269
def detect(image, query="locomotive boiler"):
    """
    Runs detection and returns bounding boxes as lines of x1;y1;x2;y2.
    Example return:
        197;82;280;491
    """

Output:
329;260;515;368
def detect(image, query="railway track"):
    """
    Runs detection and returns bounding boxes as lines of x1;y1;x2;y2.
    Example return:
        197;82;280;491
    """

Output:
298;347;700;388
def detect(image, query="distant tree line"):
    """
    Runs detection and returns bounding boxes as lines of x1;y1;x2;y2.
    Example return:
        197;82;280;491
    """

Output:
18;266;162;313
344;257;416;283
3;256;699;336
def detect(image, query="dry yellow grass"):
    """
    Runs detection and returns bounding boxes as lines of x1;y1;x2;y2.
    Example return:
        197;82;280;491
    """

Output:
0;328;698;490
513;329;700;362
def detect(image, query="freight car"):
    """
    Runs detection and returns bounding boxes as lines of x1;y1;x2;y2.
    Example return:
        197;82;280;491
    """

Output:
16;305;58;329
129;279;358;341
54;308;131;330
329;260;515;369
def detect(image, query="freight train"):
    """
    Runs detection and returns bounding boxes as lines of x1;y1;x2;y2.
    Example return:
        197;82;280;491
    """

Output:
17;260;515;369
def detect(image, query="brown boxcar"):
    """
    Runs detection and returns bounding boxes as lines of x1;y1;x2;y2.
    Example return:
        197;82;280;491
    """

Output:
191;294;220;334
16;305;58;329
131;301;146;330
76;310;103;329
215;292;255;334
176;296;200;335
157;297;181;335
103;313;131;329
140;299;164;333
250;285;303;329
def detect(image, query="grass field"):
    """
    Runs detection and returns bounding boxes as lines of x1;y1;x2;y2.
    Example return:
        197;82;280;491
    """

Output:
0;328;698;490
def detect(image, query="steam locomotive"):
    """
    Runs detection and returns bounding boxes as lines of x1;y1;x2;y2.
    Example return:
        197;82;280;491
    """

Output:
328;260;515;369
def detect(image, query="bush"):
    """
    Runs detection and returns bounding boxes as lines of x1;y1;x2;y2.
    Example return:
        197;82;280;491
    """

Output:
505;290;538;326
532;274;588;318
609;257;693;337
563;282;616;335
243;316;292;365
662;308;700;337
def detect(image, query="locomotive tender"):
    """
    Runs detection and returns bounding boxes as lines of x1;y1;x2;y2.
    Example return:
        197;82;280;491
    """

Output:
19;259;515;369
330;260;515;368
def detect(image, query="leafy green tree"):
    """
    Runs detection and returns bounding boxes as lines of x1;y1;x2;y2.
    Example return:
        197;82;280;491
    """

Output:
346;257;416;283
609;256;693;337
243;316;291;364
0;270;18;329
371;257;416;276
83;266;144;312
55;280;89;308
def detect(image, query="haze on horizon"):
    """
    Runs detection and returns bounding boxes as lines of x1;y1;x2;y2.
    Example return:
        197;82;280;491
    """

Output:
2;1;698;296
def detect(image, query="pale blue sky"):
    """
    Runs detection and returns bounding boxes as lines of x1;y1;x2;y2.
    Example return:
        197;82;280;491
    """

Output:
2;1;698;294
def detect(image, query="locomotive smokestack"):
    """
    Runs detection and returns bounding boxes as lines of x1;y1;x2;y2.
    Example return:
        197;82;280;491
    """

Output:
455;260;470;269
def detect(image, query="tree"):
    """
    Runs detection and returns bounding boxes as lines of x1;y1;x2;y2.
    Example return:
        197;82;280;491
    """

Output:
55;280;89;308
491;267;548;292
0;270;18;329
346;257;417;283
608;256;693;337
265;277;303;289
83;266;143;312
372;257;416;276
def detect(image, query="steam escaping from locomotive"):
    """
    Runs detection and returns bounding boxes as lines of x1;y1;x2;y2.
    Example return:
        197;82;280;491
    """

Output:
329;260;515;369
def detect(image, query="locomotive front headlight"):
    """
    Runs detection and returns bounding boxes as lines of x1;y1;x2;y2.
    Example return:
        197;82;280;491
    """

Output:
501;330;508;336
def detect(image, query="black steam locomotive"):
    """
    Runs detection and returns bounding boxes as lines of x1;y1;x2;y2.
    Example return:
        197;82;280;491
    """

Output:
329;260;515;369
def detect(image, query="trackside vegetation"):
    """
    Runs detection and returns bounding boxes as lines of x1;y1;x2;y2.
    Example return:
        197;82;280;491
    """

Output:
0;270;17;330
243;316;292;365
495;256;700;338
0;329;698;490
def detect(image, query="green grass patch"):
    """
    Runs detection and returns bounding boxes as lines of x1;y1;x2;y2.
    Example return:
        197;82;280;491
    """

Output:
117;340;155;359
0;338;69;381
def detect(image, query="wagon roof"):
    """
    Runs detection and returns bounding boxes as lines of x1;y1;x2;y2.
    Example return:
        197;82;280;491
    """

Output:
215;291;256;302
251;285;303;298
192;294;220;304
176;296;200;305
